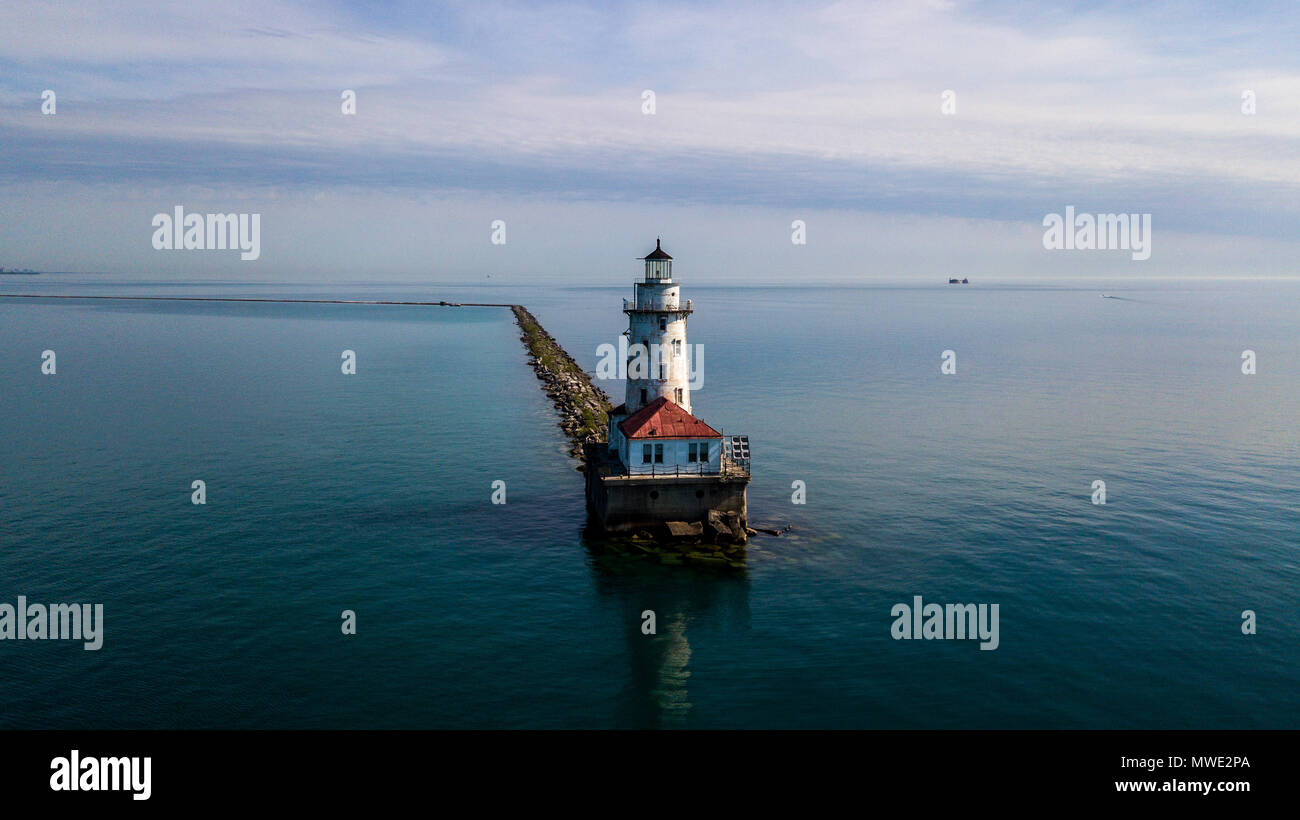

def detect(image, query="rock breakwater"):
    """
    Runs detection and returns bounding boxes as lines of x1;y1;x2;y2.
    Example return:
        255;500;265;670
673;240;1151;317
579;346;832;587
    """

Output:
511;305;613;464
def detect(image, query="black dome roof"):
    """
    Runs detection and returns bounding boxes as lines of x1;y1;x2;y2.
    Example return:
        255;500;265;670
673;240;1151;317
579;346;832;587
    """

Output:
641;237;672;261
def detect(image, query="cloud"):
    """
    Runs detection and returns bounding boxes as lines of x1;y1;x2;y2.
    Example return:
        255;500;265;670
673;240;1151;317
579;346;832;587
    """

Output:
1;0;1298;274
0;0;447;99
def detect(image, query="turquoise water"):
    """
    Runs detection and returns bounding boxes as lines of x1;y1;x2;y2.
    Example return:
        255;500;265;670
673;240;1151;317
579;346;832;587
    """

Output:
1;279;1297;728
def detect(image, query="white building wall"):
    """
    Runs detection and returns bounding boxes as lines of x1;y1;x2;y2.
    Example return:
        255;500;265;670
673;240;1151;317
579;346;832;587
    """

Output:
624;438;722;475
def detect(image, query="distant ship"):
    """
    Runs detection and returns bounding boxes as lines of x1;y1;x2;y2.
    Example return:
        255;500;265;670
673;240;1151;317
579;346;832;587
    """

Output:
0;267;40;275
948;277;969;284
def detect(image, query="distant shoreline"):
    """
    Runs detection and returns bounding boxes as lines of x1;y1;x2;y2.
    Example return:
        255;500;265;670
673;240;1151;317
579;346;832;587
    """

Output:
0;293;515;307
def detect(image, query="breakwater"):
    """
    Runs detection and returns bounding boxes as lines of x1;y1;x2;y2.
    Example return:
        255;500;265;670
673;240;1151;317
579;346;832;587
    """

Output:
510;305;612;463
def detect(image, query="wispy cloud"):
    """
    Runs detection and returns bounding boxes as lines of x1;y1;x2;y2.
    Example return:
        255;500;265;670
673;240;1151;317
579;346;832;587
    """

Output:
1;0;1298;276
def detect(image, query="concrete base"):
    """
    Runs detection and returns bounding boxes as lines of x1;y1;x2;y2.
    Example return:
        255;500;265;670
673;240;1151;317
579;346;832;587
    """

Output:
585;468;749;534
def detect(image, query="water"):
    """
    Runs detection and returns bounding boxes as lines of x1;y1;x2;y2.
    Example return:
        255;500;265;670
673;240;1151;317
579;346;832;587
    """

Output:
1;278;1297;728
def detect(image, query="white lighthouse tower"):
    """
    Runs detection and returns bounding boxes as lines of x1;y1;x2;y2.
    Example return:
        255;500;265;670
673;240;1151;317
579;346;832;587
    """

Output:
623;238;693;414
589;239;750;541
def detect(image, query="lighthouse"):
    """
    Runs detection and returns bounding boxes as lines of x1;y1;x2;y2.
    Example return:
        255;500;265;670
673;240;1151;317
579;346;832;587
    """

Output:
586;239;750;545
623;238;693;414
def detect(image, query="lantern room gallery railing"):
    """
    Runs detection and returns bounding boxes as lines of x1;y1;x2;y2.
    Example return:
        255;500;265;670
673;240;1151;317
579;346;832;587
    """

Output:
623;298;693;313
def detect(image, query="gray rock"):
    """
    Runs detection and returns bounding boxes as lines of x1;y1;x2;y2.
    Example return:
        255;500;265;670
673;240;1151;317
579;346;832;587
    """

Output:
666;521;704;537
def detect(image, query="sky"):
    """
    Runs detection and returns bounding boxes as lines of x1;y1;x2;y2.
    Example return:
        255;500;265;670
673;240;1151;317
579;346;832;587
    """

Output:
0;0;1297;283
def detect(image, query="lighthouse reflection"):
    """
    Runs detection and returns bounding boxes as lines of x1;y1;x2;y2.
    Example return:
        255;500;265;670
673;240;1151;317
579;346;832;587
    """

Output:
585;547;752;729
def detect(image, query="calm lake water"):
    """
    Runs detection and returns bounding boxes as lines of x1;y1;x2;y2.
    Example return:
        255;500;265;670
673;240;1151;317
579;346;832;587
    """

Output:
1;278;1297;728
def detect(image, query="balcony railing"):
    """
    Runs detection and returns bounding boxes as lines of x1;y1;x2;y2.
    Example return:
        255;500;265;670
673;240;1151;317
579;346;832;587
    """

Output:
598;437;751;480
604;460;750;479
623;298;693;313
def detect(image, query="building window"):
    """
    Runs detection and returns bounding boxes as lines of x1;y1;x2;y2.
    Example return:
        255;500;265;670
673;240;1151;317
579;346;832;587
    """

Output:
675;387;683;404
642;444;652;464
654;443;664;463
659;363;666;380
699;443;709;461
640;389;647;404
688;443;698;462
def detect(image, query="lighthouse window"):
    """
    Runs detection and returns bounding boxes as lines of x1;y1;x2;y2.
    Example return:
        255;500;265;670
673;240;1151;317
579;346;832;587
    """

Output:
642;444;652;464
675;387;683;404
673;339;681;355
659;317;667;331
654;444;664;463
640;389;647;404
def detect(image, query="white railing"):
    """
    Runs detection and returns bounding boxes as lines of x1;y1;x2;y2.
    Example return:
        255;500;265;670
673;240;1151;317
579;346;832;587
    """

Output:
623;298;692;312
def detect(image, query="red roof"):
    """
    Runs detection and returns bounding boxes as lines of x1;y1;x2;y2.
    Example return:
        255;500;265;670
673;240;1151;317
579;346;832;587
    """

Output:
618;396;721;440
